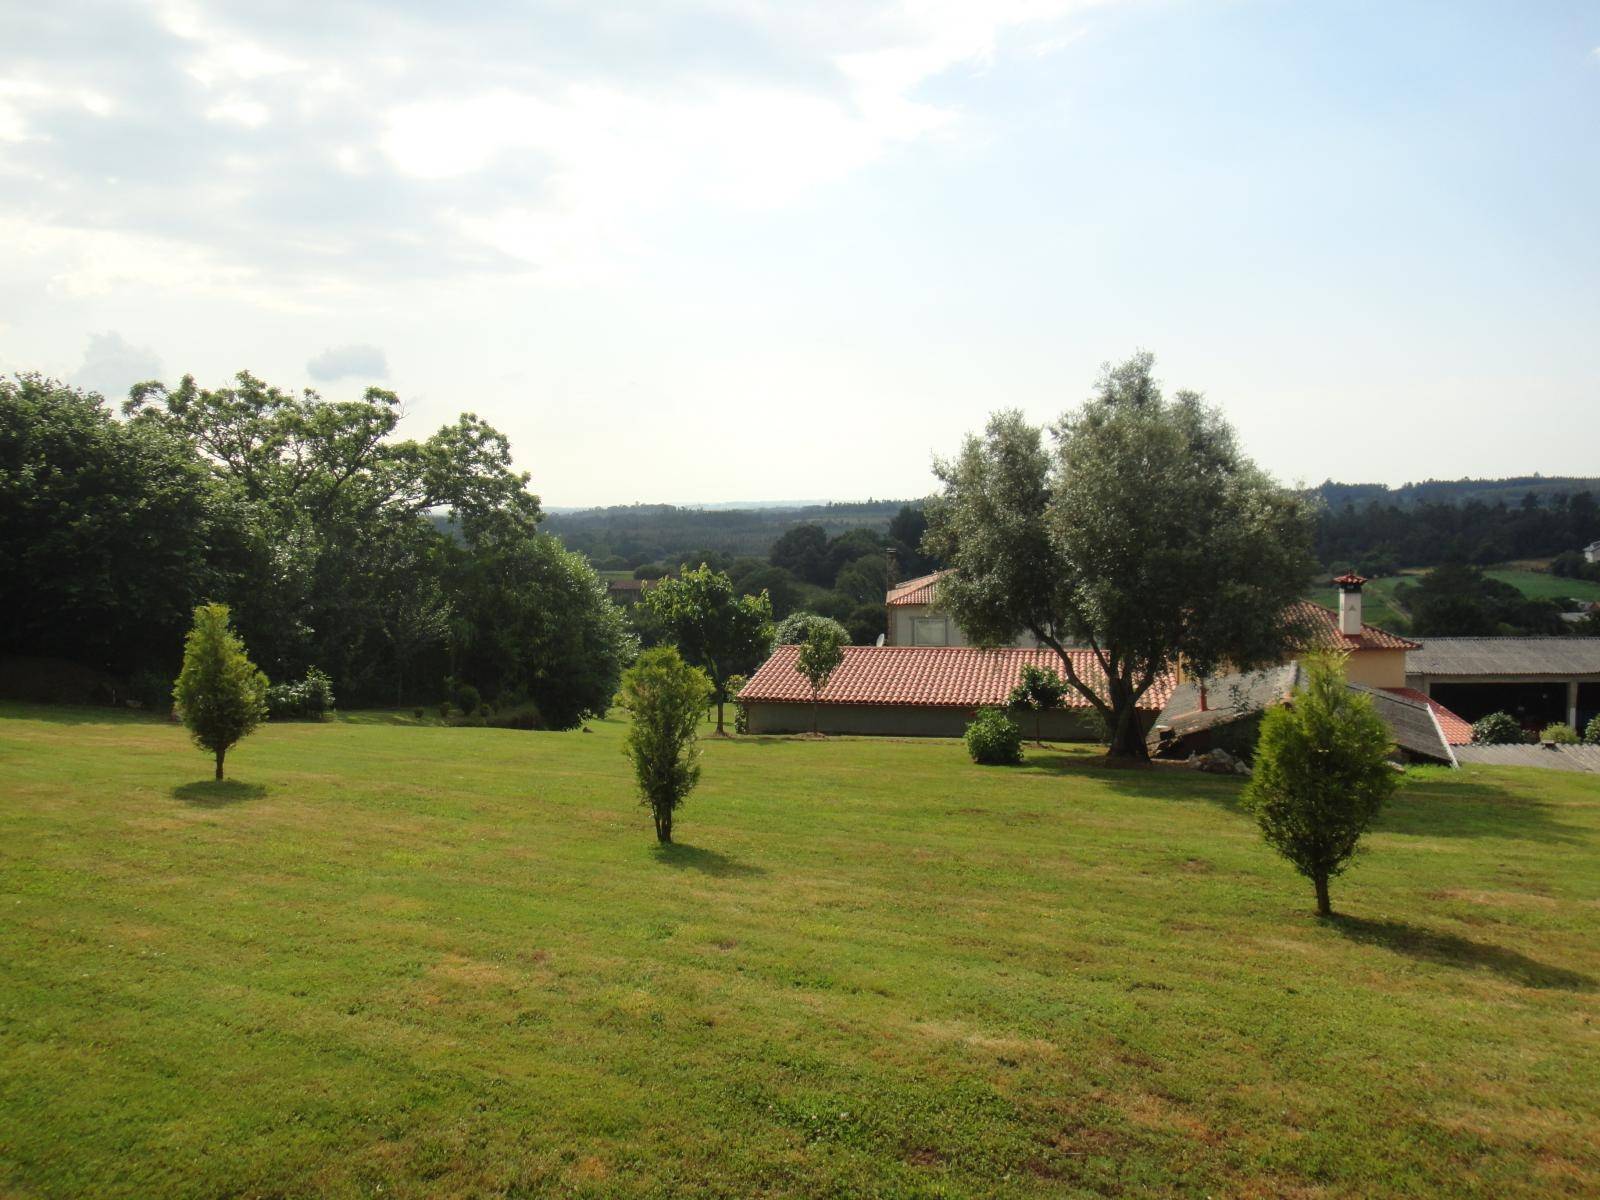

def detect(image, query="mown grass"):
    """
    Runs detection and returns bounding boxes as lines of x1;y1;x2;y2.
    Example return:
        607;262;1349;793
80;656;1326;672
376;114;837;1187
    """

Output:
2;704;1597;1198
1484;568;1600;606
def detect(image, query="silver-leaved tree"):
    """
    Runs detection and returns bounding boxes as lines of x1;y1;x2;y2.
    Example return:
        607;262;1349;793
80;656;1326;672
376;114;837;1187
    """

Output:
926;352;1316;762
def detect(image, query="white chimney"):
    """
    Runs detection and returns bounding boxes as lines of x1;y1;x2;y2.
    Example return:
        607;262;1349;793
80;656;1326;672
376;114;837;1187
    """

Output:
1334;573;1366;636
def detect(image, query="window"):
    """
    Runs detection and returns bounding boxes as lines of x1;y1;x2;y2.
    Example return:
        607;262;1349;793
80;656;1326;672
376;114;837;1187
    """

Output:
912;616;948;646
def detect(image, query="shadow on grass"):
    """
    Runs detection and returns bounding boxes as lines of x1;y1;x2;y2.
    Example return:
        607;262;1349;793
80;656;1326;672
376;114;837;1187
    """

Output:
651;842;766;878
173;780;266;807
1330;915;1594;991
0;701;170;726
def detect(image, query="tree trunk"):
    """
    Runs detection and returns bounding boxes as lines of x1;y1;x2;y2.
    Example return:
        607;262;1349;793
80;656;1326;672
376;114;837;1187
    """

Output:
1314;871;1332;917
654;807;672;844
811;693;819;736
1035;711;1044;746
1105;705;1150;763
214;748;225;781
714;698;725;735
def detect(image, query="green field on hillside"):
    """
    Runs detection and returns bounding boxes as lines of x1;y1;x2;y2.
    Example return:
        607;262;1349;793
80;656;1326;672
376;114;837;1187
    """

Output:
3;707;1598;1198
1485;568;1600;605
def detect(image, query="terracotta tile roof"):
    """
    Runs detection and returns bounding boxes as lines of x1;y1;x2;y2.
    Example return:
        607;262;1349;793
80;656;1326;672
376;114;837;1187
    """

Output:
738;645;1174;711
1381;688;1473;745
885;570;949;607
1287;600;1420;652
1332;572;1368;587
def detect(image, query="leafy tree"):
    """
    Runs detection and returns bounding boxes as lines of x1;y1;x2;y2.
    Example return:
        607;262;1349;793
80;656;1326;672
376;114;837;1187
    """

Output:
773;611;850;646
1471;711;1525;745
834;553;889;607
1008;664;1068;744
1244;653;1396;917
1401;562;1565;637
795;620;846;735
965;707;1023;765
642;564;773;735
823;529;884;585
173;604;269;780
454;531;637;728
769;523;831;585
926;353;1316;761
0;375;233;678
620;647;712;844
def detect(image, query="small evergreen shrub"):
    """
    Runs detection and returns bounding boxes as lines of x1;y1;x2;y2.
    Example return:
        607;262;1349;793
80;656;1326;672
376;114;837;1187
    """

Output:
266;668;335;720
1586;714;1600;745
452;681;481;715
723;675;749;734
1471;711;1524;745
1540;722;1579;745
965;707;1023;765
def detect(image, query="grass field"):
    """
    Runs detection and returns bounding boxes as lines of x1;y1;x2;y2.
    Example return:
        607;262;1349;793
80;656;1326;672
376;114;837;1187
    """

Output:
3;706;1598;1198
1484;568;1600;605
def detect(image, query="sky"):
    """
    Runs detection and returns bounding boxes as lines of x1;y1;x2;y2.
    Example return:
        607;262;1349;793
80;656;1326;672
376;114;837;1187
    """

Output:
2;1;1597;508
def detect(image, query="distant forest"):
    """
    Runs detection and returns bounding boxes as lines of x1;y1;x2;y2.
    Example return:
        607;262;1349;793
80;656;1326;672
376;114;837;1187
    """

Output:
547;478;1600;577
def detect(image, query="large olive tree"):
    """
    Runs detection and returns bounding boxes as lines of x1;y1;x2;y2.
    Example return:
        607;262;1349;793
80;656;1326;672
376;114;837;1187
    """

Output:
925;353;1315;762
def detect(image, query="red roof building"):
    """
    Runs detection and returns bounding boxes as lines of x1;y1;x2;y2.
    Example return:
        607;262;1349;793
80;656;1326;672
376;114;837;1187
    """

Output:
738;644;1173;738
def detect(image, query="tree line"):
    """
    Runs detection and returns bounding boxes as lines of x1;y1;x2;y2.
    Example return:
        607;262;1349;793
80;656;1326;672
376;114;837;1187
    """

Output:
1;373;634;725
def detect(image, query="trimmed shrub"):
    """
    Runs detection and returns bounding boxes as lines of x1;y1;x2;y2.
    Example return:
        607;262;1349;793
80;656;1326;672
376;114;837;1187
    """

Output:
1586;714;1600;745
1540;722;1579;745
266;668;335;720
965;707;1023;766
1471;711;1524;745
451;682;481;715
773;611;850;646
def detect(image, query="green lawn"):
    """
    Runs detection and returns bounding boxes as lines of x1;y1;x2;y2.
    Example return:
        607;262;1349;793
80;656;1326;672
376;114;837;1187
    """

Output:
1484;568;1600;605
2;706;1598;1198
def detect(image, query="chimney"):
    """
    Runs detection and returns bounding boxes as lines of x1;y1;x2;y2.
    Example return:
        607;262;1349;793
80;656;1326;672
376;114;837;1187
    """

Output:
1333;573;1366;636
886;547;900;587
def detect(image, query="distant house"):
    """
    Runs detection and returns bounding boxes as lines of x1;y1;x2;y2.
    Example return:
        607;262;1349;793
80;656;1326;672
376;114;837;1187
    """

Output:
884;570;1041;648
1151;575;1472;765
605;577;657;605
1586;540;1600;565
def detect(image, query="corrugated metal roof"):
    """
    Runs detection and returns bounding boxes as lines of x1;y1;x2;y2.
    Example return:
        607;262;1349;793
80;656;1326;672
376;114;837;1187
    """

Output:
1453;744;1600;773
1406;638;1600;677
1382;687;1474;745
739;645;1174;711
1350;685;1455;765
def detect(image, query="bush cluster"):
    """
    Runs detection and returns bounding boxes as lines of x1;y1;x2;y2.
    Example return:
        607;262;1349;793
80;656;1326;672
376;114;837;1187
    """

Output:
1470;711;1525;745
965;707;1023;765
1587;714;1600;745
1540;722;1579;746
265;668;335;720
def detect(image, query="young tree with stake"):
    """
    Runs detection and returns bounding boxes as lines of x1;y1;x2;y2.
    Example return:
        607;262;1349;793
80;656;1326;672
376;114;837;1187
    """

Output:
173;603;269;780
1008;664;1068;745
795;621;846;736
1244;652;1397;916
621;647;712;844
926;352;1316;762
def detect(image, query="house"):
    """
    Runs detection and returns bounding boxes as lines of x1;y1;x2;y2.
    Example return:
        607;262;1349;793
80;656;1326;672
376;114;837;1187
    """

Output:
605;577;657;605
738;644;1172;737
1149;575;1472;764
1585;540;1600;565
1405;638;1600;734
1148;663;1465;766
884;570;1040;648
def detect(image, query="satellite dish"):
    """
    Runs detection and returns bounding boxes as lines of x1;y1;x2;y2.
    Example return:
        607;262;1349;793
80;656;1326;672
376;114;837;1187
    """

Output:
874;633;885;647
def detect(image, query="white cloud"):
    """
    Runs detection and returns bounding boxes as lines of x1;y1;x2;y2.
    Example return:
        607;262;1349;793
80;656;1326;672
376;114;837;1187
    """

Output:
71;331;163;399
306;343;389;382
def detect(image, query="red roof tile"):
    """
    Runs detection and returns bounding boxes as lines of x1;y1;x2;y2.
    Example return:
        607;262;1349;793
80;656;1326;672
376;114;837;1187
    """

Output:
1287;600;1420;652
1332;572;1368;587
885;570;948;606
738;645;1174;711
1382;687;1473;745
